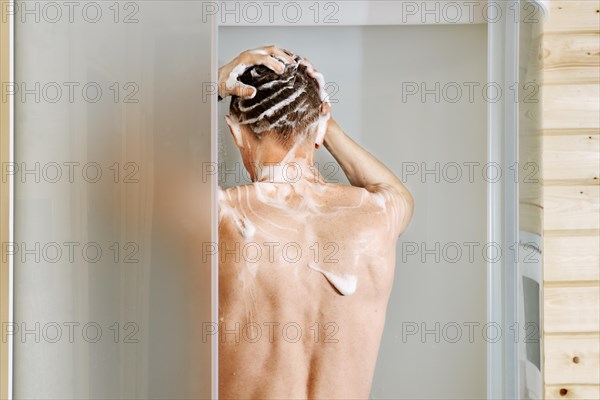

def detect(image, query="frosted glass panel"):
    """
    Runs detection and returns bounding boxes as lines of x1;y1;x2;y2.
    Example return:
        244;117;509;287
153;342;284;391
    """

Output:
13;2;213;398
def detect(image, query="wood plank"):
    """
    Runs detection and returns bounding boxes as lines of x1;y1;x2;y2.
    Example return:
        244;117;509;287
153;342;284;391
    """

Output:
519;130;543;223
543;134;600;181
521;202;543;235
520;134;543;165
543;84;600;130
544;287;600;333
520;178;543;206
543;31;600;84
544;235;600;282
545;384;600;399
543;1;600;33
544;185;600;230
544;229;600;237
521;171;543;200
545;335;600;384
519;132;543;207
545;179;599;186
543;128;600;136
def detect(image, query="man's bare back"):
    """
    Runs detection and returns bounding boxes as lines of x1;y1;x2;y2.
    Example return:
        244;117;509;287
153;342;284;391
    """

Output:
216;45;414;399
218;180;406;399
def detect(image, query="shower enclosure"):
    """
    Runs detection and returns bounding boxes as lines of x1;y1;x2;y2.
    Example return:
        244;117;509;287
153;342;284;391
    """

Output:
0;1;544;399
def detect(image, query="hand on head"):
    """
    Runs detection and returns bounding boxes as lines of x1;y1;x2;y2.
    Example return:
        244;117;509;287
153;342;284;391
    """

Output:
218;45;295;99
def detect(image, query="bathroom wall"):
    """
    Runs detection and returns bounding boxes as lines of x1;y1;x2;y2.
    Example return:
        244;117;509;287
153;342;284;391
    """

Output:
541;2;600;399
219;23;487;399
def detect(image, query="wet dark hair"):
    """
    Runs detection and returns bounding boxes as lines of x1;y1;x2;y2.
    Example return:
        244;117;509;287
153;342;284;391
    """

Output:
229;52;322;148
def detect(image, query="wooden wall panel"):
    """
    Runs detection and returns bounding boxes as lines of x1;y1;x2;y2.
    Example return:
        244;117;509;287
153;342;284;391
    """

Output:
521;203;544;236
543;134;600;182
544;286;600;333
543;84;600;130
545;335;600;384
543;1;600;33
543;31;600;84
543;185;600;230
538;0;599;396
545;384;600;400
544;235;600;282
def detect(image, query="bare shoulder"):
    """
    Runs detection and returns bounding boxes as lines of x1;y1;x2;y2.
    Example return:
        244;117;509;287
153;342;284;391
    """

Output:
218;184;253;205
218;185;256;240
218;185;241;199
362;183;414;237
219;182;413;238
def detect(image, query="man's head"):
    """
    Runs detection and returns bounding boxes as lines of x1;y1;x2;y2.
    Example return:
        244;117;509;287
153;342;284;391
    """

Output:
225;50;329;160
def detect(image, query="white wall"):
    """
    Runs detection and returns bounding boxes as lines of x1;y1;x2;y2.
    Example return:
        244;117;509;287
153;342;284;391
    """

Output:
219;24;488;399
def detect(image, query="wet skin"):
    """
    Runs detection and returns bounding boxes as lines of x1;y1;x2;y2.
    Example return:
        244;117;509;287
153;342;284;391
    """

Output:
218;46;414;399
219;178;407;399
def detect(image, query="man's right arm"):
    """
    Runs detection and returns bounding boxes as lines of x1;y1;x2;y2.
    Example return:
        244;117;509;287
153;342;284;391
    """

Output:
323;117;414;236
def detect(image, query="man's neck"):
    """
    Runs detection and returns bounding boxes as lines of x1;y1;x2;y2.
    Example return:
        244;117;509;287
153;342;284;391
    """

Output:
250;138;324;184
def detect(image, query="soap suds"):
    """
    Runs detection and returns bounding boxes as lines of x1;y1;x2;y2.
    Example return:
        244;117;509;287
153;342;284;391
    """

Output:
299;59;329;104
238;85;293;113
241;87;306;126
249;49;268;56
308;263;357;296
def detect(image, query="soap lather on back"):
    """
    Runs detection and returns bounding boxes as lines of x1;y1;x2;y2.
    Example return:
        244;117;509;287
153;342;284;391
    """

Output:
218;180;401;298
217;45;414;399
218;180;407;399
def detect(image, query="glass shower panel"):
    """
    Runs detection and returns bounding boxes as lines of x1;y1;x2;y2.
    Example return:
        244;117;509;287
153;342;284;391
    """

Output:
13;2;213;398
